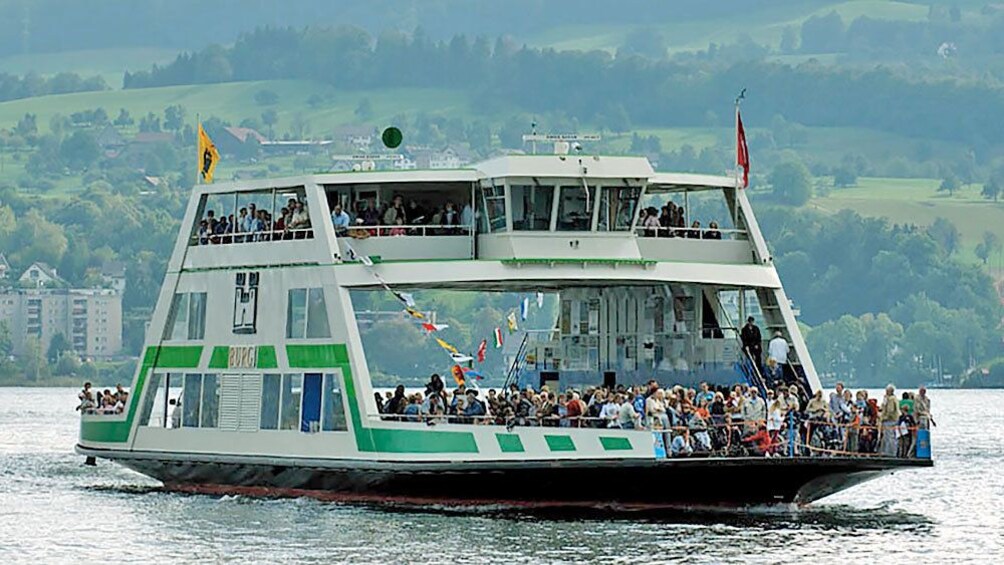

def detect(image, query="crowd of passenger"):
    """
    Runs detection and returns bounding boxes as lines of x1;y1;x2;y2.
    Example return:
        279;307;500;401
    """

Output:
194;197;313;245
331;194;474;237
639;200;723;239
76;382;129;415
376;376;932;459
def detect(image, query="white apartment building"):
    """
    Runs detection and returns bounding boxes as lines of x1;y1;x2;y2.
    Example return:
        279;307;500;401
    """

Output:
0;263;123;359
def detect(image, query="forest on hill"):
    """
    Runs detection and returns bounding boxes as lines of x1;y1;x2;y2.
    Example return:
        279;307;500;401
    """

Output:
1;1;1002;386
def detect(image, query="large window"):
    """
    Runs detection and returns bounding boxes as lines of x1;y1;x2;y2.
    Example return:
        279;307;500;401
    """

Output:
200;374;219;428
286;288;331;339
182;373;202;428
322;373;348;431
597;186;641;231
510;184;554;231
280;374;303;430
163;292;207;341
556;185;596;231
260;373;281;430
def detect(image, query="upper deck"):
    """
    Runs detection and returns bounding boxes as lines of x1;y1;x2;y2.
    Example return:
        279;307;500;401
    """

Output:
173;155;771;283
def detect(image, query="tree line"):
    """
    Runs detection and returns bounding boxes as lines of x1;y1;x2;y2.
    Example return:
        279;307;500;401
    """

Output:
120;25;1004;156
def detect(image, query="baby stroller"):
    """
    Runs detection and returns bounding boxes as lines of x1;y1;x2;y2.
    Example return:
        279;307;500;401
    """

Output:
806;417;844;454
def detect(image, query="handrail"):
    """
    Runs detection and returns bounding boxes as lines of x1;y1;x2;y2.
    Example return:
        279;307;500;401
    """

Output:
368;410;930;460
635;226;747;240
190;226;315;245
340;223;473;238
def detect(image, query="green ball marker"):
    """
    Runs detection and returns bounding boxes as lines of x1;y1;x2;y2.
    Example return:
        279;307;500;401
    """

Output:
382;127;403;149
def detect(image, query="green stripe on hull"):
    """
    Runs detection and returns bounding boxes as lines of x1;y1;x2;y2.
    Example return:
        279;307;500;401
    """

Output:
257;346;278;368
544;435;576;452
599;436;633;451
495;433;525;453
208;346;228;369
287;344;478;454
80;345;203;443
287;343;349;368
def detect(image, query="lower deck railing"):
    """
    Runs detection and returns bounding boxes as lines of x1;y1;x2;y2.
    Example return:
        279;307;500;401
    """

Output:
371;413;931;460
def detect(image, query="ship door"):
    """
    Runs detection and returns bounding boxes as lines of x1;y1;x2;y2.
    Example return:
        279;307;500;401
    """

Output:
301;373;323;432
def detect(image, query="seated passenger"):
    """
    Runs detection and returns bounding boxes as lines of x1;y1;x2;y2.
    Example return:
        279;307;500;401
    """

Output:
670;432;693;456
687;220;702;239
357;200;380;226
76;382;95;413
403;394;422;421
704;221;722;240
197;220;210;245
390;217;407;236
331;203;351;234
407;200;427;225
743;424;774;456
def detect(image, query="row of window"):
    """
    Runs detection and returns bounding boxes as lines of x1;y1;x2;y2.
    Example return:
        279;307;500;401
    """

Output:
139;372;347;432
163;287;330;341
477;184;641;234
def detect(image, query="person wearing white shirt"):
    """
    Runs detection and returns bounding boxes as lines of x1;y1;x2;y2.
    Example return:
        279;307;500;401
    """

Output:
767;331;790;383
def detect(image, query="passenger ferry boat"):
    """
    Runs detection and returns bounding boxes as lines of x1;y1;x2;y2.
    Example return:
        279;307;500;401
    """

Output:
76;146;931;507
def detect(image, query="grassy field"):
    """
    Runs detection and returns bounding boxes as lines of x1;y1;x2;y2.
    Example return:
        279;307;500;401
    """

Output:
0;47;180;89
0;80;478;136
525;0;930;53
809;176;1004;270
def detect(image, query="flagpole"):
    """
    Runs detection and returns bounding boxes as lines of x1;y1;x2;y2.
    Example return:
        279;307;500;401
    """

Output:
195;112;201;185
734;89;744;190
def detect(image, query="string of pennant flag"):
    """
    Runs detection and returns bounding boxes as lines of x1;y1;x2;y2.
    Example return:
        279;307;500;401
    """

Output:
343;242;545;387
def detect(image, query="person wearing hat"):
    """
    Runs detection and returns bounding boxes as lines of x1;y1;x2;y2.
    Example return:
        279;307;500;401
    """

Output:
767;330;790;386
740;316;763;374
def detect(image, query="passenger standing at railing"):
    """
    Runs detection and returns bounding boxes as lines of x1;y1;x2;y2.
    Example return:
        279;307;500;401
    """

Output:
442;201;461;235
658;206;673;237
742;387;766;431
643;207;660;237
879;385;900;456
915;386;933;429
646;389;670;429
896;404;916;458
619;392;643;429
383;194;406;228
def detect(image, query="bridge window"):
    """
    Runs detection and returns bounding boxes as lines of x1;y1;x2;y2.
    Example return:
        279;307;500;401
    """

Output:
286;288;330;339
597;186;641;231
163;292;206;341
189;186;313;245
480;183;507;232
556;185;596;231
511;184;555;231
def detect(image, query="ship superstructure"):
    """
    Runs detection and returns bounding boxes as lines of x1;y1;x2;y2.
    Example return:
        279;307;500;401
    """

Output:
77;153;929;506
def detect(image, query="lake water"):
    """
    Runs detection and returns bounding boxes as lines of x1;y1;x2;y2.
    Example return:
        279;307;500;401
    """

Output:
1;388;1001;564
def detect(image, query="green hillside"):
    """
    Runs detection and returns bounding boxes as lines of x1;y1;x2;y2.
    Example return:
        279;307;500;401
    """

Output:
0;80;475;135
809;177;1004;269
525;0;930;53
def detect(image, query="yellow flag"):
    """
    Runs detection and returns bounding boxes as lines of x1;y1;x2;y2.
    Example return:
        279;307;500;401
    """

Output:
198;123;220;183
435;338;458;354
